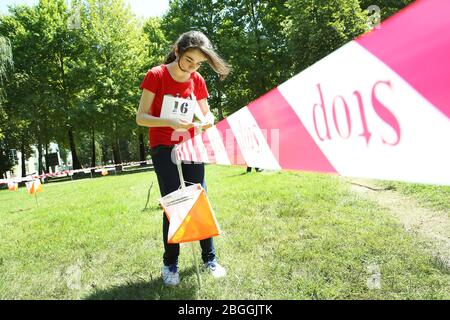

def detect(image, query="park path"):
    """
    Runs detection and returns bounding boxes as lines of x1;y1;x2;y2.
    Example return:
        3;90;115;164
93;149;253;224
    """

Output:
347;178;450;272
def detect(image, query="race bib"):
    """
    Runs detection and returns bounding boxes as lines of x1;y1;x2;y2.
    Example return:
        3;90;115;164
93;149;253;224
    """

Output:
160;95;196;123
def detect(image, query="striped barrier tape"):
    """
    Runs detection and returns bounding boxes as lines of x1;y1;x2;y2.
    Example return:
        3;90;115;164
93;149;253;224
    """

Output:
176;0;450;186
0;160;152;185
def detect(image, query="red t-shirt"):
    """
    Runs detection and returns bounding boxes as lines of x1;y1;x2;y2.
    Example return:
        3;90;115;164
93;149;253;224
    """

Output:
140;64;209;148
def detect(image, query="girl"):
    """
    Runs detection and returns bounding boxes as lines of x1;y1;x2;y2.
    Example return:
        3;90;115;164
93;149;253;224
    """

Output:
136;31;230;286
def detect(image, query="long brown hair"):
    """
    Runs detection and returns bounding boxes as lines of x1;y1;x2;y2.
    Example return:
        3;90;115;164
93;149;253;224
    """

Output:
164;31;231;80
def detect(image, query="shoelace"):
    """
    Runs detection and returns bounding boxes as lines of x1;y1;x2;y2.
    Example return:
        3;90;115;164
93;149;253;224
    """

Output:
205;261;217;271
168;264;178;273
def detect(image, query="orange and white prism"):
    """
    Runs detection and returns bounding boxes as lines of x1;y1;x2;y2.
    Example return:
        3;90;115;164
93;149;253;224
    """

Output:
160;183;221;244
7;181;18;191
25;179;42;194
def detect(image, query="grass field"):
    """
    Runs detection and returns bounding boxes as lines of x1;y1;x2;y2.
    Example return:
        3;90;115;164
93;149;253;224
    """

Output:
0;165;449;300
379;180;450;215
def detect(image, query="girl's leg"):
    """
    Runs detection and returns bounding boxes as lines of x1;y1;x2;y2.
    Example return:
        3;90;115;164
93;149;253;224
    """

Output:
181;161;216;263
151;146;182;266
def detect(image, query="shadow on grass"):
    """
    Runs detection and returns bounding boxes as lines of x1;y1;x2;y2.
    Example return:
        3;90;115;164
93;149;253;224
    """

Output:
141;204;161;213
226;172;252;177
8;207;33;214
83;266;200;300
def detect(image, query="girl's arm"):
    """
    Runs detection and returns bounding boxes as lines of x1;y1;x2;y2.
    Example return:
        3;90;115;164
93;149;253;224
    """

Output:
136;89;193;130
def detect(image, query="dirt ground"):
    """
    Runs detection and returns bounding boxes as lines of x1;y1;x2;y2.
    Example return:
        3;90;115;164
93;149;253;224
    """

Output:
347;178;450;272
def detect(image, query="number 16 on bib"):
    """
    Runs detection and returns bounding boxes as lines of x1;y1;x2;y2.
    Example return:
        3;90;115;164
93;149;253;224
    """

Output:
160;95;196;122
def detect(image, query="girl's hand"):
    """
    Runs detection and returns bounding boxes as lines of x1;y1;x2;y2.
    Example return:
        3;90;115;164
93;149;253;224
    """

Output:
201;111;215;130
201;122;214;130
169;118;194;131
194;122;213;135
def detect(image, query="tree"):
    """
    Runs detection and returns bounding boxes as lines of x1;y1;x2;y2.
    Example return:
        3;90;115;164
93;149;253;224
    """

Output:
0;34;15;178
142;17;168;68
1;0;158;173
359;0;415;21
36;0;87;170
284;0;369;74
220;0;290;113
80;0;146;167
0;5;44;176
0;35;13;146
0;1;85;173
0;36;13;102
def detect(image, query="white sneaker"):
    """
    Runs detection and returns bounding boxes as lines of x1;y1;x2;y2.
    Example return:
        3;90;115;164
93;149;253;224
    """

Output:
162;264;180;286
204;261;226;278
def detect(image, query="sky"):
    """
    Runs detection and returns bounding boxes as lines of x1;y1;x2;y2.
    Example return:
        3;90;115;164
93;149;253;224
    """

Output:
0;0;170;18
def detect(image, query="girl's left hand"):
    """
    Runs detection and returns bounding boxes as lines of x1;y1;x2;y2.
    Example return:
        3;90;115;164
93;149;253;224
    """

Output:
194;122;213;135
202;122;213;130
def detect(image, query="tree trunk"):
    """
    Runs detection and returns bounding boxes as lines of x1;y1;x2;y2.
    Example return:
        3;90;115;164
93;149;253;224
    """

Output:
91;129;96;168
249;2;266;96
112;139;122;172
119;139;130;163
37;138;44;175
101;144;108;166
0;161;4;179
68;128;82;169
20;140;26;178
139;133;146;165
45;143;50;173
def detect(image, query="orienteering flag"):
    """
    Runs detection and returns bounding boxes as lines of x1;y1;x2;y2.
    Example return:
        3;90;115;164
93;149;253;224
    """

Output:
8;182;18;191
25;180;42;194
160;184;220;244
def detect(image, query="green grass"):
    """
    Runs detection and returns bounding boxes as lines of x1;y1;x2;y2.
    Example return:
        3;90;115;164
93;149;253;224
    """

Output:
0;166;449;299
379;181;450;215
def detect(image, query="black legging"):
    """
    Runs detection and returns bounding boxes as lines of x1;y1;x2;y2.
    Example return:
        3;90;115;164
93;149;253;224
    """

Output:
151;145;216;266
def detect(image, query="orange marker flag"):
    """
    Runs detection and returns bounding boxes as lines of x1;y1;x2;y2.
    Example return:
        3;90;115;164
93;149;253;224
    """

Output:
8;182;18;191
160;184;220;244
25;179;43;194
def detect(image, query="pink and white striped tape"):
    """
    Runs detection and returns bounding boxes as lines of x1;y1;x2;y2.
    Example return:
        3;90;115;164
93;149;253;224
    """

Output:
177;0;450;185
0;160;151;185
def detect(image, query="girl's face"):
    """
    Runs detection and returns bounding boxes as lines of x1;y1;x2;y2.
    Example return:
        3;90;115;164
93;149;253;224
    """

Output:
177;48;207;73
